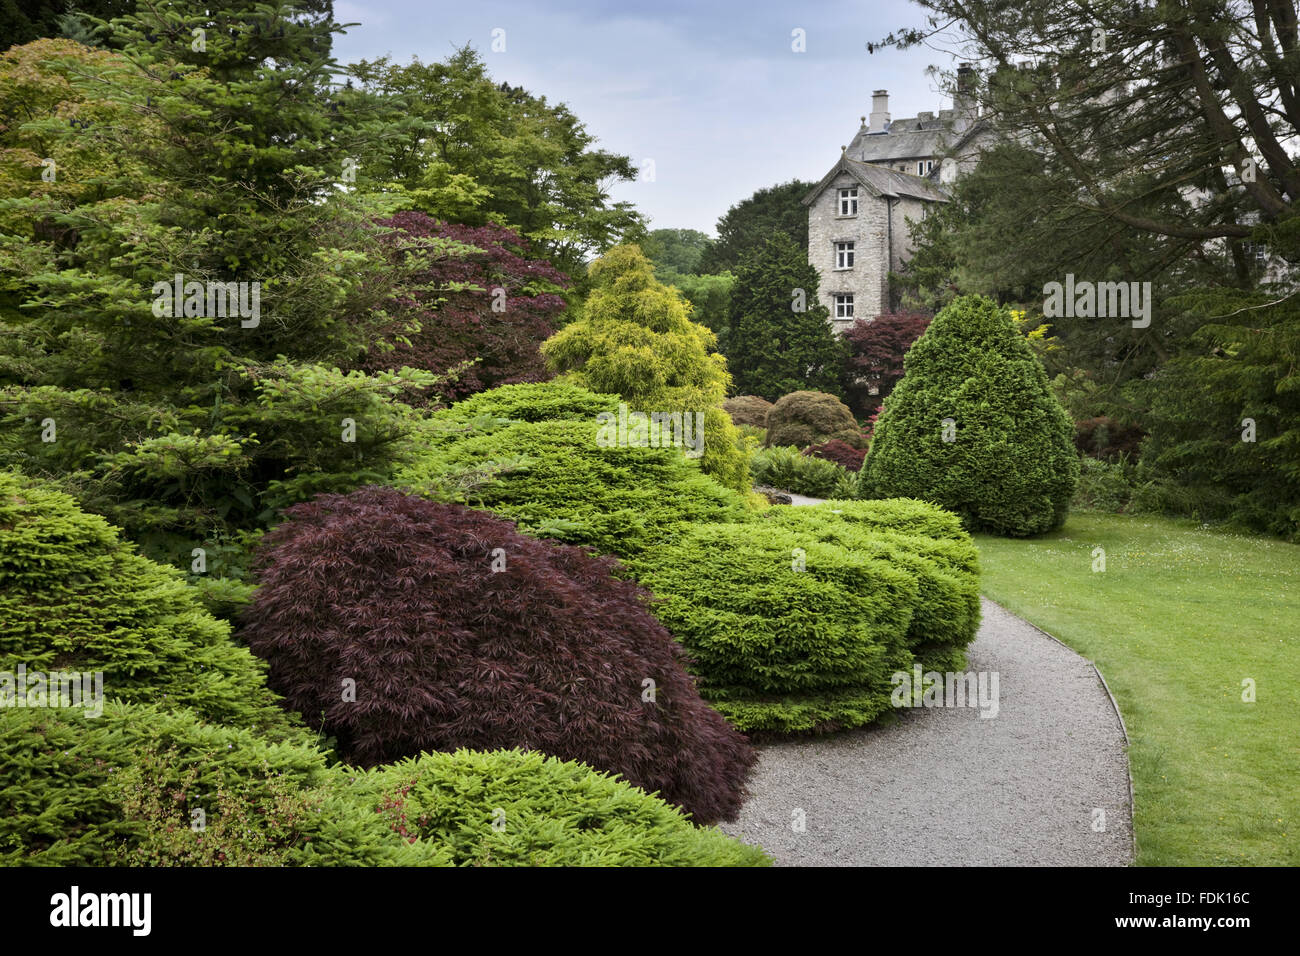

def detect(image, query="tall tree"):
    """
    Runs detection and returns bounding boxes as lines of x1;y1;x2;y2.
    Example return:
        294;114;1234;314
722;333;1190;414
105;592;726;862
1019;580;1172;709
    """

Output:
350;212;570;404
0;4;434;567
541;244;750;492
699;179;813;275
643;227;714;276
349;48;644;279
726;233;843;401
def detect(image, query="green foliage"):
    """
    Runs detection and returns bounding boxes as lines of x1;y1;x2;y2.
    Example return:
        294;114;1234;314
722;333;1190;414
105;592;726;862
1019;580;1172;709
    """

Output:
1135;274;1300;540
0;702;768;866
628;521;916;733
344;749;770;867
766;390;865;449
627;498;980;732
397;387;751;557
541;245;750;492
757;501;982;674
0;19;444;571
1072;456;1139;514
727;234;844;398
643;228;714;277
749;445;857;499
699;179;813;275
0;471;303;740
0;1;134;51
864;296;1079;536
349;47;644;280
445;380;621;423
665;271;735;353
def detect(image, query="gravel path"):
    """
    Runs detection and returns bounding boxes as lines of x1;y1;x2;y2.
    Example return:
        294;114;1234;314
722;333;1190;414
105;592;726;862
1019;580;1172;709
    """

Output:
720;597;1134;866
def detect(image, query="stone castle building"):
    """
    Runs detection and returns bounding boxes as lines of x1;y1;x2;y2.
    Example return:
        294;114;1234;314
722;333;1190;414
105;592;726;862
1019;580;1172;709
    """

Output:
803;64;996;331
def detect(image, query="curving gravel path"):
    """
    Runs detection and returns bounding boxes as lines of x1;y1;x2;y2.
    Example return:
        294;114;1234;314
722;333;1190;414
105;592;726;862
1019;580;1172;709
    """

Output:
720;497;1134;866
721;599;1134;866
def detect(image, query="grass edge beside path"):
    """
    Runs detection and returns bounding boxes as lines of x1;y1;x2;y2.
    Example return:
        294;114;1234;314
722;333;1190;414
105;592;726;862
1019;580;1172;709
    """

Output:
972;513;1300;867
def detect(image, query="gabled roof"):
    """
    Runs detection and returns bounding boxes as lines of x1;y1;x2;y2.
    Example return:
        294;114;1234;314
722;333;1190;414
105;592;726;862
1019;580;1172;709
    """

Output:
802;154;950;206
850;123;951;163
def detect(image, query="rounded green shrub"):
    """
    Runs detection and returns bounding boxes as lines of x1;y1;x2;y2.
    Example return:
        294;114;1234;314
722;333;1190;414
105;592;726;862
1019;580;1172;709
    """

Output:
627;521;919;733
344;748;770;867
445;380;620;424
756;501;981;674
398;412;750;557
0;471;302;740
0;703;769;866
863;295;1079;536
626;497;981;732
765;391;866;449
723;394;773;428
540;245;751;493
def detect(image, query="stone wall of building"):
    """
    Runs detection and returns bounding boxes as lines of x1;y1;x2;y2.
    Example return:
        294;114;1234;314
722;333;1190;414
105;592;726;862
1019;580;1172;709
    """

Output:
807;172;890;332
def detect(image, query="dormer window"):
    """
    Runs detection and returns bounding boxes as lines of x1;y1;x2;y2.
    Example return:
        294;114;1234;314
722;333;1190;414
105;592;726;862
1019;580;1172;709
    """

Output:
834;241;855;269
838;187;858;216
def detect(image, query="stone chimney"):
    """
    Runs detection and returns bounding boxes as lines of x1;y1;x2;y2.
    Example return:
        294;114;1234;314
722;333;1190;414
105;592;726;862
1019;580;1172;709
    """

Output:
868;90;890;131
954;63;977;132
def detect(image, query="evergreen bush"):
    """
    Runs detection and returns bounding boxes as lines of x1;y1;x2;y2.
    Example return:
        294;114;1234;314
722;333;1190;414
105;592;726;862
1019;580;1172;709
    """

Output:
765;391;866;449
0;703;769;866
399;405;750;557
0;472;302;739
864;296;1079;536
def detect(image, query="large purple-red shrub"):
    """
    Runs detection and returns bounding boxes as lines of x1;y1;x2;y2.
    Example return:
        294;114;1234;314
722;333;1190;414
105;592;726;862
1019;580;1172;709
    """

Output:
239;486;755;823
841;312;932;417
355;212;570;403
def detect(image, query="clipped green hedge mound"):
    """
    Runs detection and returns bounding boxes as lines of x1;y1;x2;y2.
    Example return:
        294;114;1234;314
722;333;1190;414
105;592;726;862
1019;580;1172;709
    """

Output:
627;498;981;732
766;391;865;449
863;295;1079;536
756;501;981;674
445;380;621;423
0;472;302;740
399;398;751;557
0;703;769;867
627;521;919;733
346;749;770;867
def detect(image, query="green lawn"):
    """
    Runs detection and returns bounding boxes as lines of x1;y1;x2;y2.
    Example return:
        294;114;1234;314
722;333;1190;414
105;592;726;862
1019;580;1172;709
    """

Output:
973;513;1299;866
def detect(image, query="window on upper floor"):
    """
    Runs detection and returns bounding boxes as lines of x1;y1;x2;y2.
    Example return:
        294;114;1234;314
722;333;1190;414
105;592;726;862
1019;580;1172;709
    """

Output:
834;241;855;269
838;187;858;215
926;160;935;173
1243;241;1269;265
834;294;855;319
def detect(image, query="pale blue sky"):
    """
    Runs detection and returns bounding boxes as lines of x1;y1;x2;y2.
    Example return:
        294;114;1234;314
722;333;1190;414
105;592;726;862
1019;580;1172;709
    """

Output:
332;0;969;233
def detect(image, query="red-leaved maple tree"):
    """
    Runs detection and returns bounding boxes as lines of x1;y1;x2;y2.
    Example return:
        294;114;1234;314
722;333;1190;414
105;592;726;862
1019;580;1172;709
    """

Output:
239;486;756;824
355;212;570;403
841;312;932;417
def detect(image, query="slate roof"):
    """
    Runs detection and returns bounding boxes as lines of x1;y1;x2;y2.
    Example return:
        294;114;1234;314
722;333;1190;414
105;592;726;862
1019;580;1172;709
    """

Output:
802;155;950;206
849;121;952;163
